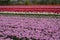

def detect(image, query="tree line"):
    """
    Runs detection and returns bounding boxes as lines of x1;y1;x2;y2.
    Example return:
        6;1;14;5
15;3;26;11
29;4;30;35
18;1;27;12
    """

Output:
0;0;60;5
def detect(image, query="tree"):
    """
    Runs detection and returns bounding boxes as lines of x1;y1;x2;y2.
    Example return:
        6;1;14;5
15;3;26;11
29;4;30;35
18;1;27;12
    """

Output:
0;0;9;5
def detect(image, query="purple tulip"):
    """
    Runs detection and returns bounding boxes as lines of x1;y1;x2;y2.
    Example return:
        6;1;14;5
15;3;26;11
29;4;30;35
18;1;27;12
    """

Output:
0;15;60;40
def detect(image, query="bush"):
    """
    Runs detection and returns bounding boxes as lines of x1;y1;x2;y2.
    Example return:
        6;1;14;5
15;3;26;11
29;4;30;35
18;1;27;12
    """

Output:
0;0;60;5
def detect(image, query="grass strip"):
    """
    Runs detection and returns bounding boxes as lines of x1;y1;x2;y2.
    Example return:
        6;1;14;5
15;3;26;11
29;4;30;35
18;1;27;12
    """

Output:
0;13;60;18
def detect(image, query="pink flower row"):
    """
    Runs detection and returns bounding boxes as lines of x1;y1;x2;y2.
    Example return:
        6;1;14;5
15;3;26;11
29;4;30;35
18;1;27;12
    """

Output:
0;15;60;40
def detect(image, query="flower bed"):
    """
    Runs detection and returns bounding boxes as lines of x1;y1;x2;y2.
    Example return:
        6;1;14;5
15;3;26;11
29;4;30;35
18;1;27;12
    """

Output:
0;5;60;13
0;14;60;40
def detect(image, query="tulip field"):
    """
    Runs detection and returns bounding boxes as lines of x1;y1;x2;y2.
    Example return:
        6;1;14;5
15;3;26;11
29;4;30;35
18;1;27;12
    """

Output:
0;14;60;40
0;0;60;40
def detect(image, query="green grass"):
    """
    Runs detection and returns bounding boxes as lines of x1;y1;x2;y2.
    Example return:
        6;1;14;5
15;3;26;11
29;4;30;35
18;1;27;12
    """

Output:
0;13;60;18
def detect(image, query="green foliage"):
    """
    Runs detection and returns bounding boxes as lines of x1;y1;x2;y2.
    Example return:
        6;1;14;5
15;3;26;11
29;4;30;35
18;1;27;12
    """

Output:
0;0;9;5
24;0;29;5
0;0;60;5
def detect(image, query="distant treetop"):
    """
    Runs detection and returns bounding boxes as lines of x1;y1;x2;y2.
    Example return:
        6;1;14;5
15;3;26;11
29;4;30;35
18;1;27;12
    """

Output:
0;0;60;5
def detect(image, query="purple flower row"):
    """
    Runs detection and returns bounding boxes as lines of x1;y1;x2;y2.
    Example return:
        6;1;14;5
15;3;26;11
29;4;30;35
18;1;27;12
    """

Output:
0;15;60;40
